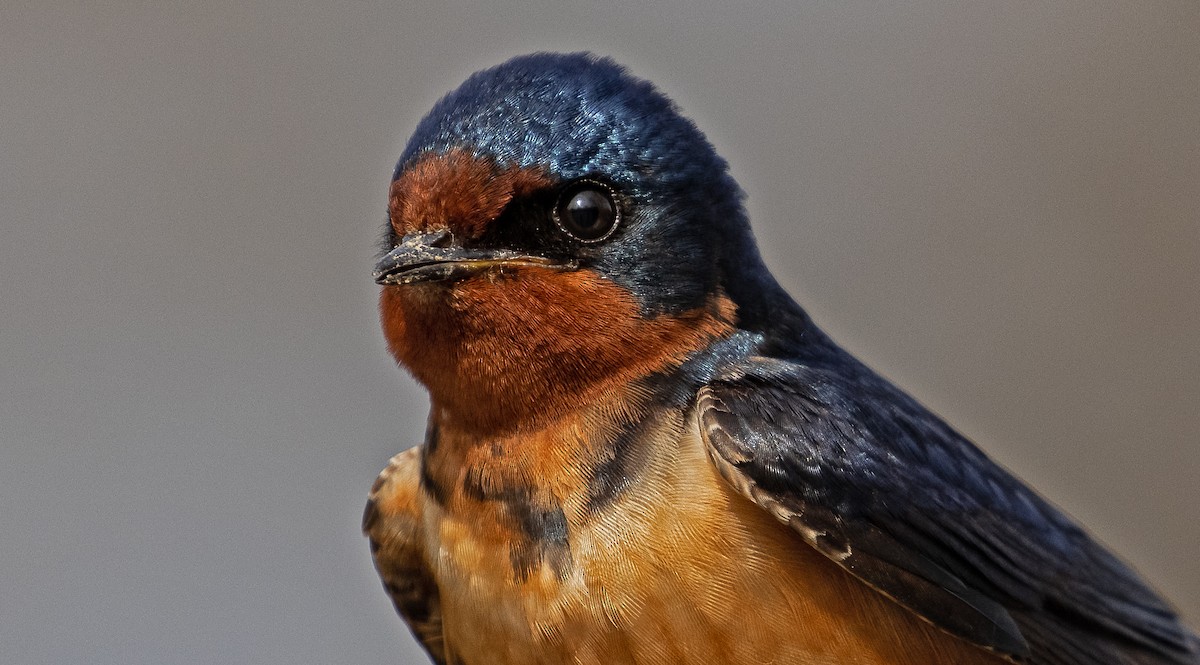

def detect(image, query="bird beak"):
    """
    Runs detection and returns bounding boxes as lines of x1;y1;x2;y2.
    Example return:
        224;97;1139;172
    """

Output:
374;230;571;285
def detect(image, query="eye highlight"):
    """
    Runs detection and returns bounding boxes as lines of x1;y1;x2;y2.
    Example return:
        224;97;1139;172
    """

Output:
552;180;620;243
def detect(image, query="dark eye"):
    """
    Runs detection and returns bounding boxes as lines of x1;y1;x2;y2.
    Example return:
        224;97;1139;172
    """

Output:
553;181;620;242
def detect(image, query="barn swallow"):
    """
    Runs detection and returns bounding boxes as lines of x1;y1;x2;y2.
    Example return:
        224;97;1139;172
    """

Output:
363;52;1198;665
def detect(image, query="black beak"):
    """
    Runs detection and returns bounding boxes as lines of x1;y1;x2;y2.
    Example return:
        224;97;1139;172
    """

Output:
374;230;572;285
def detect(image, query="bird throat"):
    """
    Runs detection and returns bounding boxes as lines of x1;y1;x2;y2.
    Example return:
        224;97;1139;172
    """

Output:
380;272;736;435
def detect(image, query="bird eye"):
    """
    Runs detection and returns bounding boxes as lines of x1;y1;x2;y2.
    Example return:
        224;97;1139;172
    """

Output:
553;181;620;243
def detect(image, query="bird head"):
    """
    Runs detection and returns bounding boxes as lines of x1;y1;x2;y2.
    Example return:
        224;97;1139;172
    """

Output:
377;53;797;433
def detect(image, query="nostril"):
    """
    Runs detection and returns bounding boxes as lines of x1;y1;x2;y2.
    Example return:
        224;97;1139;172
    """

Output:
429;229;455;248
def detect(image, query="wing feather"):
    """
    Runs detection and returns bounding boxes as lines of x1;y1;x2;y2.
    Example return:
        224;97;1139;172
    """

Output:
697;356;1197;664
364;447;447;665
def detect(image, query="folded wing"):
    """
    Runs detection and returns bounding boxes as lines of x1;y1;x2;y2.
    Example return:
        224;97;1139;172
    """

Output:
697;356;1197;665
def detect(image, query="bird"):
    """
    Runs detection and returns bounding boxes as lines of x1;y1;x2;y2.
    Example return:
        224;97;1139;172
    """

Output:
363;52;1198;665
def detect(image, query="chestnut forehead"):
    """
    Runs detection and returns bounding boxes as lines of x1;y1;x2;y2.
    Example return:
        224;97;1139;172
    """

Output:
389;149;553;240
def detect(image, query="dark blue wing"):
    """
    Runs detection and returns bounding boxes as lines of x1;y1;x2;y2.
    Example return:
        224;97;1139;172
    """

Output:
697;355;1198;665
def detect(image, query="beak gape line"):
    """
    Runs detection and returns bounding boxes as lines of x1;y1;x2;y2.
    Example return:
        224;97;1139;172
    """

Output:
374;230;570;285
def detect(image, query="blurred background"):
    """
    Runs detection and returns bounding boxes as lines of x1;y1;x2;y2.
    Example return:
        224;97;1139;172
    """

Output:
3;2;1197;663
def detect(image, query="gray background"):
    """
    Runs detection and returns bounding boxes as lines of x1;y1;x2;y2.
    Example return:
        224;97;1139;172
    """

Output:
3;2;1197;663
